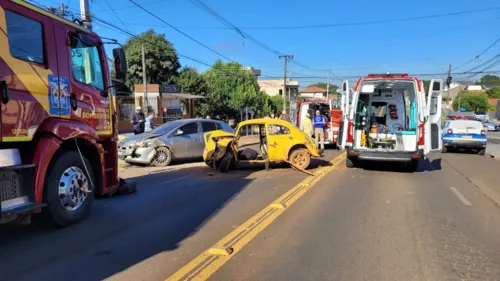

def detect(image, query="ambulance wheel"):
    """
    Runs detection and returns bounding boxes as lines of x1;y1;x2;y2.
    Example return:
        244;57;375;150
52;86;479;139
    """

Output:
346;156;357;168
220;151;234;173
44;151;95;227
478;149;486;155
441;147;448;153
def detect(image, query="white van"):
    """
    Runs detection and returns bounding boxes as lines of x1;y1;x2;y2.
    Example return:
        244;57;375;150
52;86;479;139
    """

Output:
337;73;443;171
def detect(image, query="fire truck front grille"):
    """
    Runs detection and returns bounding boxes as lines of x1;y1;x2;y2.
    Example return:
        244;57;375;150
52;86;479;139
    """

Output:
0;171;21;202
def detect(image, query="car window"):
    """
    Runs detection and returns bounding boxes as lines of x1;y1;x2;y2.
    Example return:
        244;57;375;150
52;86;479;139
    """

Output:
152;120;183;135
202;121;217;132
177;122;199;135
70;35;105;90
268;124;290;135
451;121;483;130
5;11;44;64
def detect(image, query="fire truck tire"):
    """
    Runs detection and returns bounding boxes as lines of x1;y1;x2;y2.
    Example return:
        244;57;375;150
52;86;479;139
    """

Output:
44;151;95;227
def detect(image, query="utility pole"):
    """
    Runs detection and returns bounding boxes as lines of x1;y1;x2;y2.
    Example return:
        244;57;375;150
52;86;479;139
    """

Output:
446;64;452;106
279;55;293;114
142;45;148;112
79;0;92;30
327;69;331;97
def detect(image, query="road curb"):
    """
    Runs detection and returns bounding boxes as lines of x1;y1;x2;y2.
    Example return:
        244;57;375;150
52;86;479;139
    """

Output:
486;153;499;159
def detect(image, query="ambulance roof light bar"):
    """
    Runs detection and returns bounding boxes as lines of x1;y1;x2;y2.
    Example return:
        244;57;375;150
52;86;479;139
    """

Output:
367;73;409;78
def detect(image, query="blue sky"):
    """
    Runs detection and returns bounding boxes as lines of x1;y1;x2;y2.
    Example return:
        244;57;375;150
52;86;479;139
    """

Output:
41;0;500;86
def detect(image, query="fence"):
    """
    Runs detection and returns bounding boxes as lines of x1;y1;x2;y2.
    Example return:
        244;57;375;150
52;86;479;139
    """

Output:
117;96;136;121
143;97;158;116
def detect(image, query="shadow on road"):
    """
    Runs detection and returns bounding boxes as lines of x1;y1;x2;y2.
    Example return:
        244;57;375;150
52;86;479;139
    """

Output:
0;166;258;281
358;158;441;173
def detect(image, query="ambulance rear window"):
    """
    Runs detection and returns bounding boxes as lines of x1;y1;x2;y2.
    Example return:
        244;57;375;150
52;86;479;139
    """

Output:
5;11;45;64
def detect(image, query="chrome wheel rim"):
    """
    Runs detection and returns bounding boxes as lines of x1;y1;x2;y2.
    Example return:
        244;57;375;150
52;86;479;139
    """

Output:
58;167;90;211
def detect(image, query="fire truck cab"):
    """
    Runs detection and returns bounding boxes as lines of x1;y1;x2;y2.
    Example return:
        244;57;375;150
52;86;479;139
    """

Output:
0;0;131;226
342;73;443;171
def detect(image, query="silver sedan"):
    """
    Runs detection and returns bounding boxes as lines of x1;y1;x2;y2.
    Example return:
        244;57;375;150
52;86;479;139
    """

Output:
118;119;233;166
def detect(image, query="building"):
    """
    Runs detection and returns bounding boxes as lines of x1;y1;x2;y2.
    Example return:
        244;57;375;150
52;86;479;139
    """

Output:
258;79;299;97
243;66;261;78
299;86;328;98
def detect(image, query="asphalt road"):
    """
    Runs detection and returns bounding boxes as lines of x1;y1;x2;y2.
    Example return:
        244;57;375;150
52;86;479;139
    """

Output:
3;149;500;281
209;154;500;281
0;150;340;281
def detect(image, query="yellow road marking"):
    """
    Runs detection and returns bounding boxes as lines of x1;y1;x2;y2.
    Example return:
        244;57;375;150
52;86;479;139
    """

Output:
166;153;346;281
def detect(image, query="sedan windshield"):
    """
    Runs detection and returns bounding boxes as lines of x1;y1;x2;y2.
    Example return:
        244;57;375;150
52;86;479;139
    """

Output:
152;121;183;135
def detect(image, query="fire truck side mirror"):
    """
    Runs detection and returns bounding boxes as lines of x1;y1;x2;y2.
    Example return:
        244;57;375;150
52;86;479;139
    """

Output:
113;48;127;82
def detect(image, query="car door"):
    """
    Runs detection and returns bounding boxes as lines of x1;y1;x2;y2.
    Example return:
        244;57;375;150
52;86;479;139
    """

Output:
424;79;443;155
172;121;201;158
266;123;292;161
338;80;350;149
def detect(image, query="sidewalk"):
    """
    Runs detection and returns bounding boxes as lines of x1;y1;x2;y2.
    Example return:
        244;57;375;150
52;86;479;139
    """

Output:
445;154;500;207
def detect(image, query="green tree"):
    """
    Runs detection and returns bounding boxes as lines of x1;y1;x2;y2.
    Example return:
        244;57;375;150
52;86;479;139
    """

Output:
201;60;266;117
123;29;181;90
476;74;500;85
176;67;208;115
486;86;500;98
452;93;489;112
306;82;338;94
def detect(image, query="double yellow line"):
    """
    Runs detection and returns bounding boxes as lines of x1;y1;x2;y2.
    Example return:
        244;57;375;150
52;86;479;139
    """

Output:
166;153;346;281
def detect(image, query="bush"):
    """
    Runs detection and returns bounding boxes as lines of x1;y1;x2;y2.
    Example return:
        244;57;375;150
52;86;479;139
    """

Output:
452;93;489;112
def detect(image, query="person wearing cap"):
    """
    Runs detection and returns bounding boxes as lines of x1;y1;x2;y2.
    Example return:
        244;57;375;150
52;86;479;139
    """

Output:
131;106;146;135
313;109;326;152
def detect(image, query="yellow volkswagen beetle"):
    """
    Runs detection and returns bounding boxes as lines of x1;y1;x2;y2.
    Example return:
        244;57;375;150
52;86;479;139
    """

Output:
203;118;322;172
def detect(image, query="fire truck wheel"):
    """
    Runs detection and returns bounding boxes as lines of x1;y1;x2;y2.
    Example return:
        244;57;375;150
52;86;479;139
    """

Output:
44;151;95;227
151;147;172;167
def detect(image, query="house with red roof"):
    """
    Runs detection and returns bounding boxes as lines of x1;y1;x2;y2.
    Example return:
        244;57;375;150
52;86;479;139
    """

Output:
299;86;328;98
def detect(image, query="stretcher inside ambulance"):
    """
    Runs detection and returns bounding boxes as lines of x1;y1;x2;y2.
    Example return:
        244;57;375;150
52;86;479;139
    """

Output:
340;74;443;170
296;100;342;145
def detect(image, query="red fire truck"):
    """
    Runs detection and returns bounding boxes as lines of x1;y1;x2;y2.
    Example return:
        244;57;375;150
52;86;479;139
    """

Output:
295;99;344;147
0;0;134;226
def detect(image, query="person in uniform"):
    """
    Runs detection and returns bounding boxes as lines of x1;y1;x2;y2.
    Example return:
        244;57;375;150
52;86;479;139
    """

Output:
313;110;326;152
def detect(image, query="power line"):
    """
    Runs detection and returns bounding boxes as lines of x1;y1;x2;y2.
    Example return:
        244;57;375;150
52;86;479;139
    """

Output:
187;0;318;73
103;0;131;32
453;37;500;71
227;6;500;30
127;0;234;62
95;6;500;30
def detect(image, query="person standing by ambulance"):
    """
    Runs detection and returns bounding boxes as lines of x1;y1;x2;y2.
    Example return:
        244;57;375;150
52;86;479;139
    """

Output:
313;110;326;153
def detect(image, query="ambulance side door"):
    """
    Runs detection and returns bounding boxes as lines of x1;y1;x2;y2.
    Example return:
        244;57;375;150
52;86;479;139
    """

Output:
424;79;443;154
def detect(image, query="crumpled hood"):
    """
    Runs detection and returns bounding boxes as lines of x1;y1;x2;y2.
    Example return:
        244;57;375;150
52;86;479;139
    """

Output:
119;133;161;146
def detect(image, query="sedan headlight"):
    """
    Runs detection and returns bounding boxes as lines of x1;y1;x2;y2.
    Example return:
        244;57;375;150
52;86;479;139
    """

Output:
135;140;153;147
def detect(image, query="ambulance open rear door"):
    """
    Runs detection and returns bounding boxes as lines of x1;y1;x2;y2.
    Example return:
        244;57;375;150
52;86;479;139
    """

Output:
337;80;350;149
424;79;443;155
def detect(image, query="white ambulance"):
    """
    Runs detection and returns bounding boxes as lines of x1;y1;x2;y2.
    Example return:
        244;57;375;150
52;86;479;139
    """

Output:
337;73;443;171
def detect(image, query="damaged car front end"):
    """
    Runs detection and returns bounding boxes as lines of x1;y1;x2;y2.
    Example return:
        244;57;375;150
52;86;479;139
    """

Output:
118;135;167;165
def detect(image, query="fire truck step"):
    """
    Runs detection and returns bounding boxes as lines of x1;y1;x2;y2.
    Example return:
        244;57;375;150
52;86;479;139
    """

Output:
1;202;46;218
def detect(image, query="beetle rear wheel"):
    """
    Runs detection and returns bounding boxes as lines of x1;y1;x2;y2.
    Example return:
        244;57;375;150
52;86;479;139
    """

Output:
289;149;311;170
